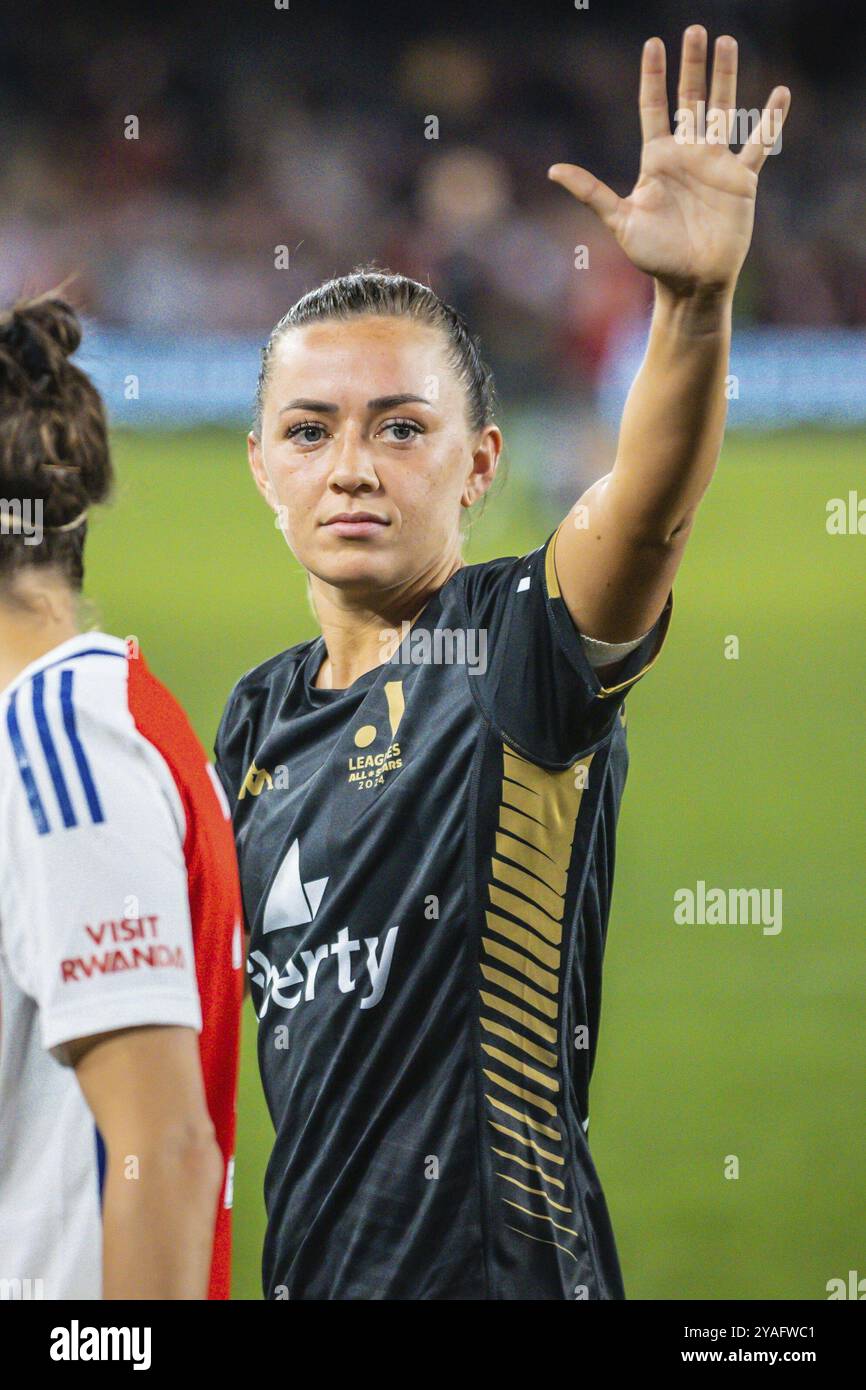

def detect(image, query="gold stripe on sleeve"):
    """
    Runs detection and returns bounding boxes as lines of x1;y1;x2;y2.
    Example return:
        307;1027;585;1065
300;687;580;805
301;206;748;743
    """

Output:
480;1016;557;1069
479;735;597;1268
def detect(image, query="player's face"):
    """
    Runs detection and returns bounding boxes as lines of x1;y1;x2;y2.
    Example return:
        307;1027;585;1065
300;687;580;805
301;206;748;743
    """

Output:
249;315;501;597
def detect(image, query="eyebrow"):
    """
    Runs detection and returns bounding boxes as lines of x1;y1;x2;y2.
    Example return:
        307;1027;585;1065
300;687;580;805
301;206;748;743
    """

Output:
278;394;432;415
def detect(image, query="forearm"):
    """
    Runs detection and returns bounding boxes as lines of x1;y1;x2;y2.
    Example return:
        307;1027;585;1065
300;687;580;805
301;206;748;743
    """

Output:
548;23;788;645
607;282;733;542
101;1131;223;1299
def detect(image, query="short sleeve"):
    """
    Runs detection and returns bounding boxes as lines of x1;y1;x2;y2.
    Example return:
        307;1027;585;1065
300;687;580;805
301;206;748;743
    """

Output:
0;691;202;1062
459;524;672;764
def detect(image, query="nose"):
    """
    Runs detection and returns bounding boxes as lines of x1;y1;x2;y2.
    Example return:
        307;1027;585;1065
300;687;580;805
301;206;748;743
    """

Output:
328;424;380;493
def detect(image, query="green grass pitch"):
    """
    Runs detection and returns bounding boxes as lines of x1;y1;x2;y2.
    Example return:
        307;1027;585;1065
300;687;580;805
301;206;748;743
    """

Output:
84;424;866;1300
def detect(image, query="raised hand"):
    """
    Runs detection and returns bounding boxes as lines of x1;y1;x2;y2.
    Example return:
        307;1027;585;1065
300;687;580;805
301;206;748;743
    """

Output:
549;26;791;297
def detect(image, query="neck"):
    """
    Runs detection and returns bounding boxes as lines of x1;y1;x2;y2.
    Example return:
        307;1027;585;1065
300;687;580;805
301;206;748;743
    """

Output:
311;551;464;690
0;576;79;693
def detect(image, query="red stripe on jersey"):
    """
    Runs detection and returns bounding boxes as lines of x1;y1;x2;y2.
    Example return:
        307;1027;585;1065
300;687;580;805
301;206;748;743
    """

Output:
127;652;243;1300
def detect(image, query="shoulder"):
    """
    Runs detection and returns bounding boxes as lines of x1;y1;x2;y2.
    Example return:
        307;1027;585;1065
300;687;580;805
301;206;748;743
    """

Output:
0;635;129;794
220;639;316;727
215;639;317;787
451;536;552;624
0;634;183;842
456;547;535;592
230;638;317;699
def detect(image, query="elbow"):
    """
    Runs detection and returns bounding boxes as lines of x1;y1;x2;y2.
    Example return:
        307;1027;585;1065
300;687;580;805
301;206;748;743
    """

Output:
636;508;697;549
161;1120;224;1209
110;1117;225;1212
661;513;695;547
624;521;692;553
605;477;698;550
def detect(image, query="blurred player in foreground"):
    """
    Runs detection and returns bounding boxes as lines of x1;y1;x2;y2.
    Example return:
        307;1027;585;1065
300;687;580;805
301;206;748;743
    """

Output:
217;28;790;1298
0;295;244;1298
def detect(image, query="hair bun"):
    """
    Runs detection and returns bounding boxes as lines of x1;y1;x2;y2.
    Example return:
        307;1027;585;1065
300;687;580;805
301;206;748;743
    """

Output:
0;290;111;594
24;297;82;358
0;296;82;385
16;296;81;358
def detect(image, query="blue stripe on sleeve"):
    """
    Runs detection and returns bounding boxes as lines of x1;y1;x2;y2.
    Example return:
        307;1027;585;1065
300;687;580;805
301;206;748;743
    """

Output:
5;690;51;835
95;1126;107;1205
59;668;105;825
32;671;77;829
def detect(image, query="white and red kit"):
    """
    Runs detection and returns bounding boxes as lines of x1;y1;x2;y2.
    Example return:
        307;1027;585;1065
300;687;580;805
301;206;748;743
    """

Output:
0;633;243;1299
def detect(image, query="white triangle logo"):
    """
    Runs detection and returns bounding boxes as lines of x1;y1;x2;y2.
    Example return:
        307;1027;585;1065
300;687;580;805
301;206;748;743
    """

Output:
262;838;329;934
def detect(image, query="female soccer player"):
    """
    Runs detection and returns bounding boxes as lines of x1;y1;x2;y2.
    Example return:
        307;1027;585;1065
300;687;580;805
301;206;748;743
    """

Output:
0;294;244;1298
216;27;789;1299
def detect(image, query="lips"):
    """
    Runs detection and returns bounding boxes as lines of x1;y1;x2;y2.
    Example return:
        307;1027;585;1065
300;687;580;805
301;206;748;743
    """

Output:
322;512;389;537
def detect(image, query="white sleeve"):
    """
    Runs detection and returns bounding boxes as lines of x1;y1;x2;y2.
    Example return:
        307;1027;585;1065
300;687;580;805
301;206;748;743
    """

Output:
0;688;202;1062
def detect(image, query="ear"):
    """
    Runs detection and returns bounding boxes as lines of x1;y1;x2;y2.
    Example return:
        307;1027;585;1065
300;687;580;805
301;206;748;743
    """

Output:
461;424;502;508
247;432;277;510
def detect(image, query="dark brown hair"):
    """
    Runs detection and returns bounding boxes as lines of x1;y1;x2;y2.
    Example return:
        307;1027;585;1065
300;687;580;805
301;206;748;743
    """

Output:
0;292;112;594
253;263;496;439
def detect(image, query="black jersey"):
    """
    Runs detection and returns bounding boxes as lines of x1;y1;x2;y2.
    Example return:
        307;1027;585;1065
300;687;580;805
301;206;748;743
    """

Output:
215;526;671;1301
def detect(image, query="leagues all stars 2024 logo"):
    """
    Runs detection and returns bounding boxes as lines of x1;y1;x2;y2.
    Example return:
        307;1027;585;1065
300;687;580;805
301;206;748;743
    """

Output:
346;679;405;790
237;680;407;800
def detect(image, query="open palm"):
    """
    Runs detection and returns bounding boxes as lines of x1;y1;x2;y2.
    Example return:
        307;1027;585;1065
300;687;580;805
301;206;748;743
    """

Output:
550;26;791;296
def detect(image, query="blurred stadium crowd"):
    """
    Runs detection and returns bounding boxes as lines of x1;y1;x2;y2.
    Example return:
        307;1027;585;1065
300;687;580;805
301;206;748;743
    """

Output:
1;0;862;398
